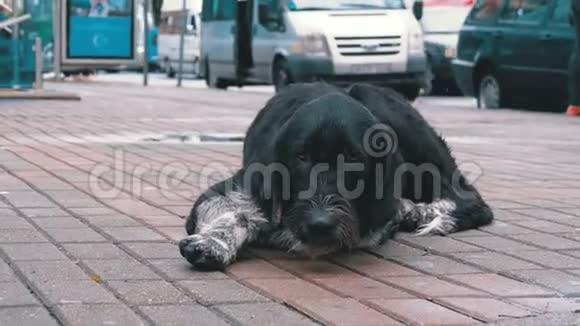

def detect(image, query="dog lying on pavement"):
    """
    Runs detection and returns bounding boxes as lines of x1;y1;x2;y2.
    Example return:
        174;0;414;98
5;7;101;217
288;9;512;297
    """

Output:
179;83;493;270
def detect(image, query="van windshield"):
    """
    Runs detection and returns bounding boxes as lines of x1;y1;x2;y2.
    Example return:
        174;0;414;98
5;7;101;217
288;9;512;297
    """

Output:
287;0;405;11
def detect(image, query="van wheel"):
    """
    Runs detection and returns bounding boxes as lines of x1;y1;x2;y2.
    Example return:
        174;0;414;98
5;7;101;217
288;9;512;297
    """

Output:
273;58;293;93
166;66;176;78
205;60;228;90
478;74;503;109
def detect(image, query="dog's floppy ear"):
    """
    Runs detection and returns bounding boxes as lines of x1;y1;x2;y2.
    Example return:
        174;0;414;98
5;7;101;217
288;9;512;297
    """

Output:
346;84;405;231
246;124;290;227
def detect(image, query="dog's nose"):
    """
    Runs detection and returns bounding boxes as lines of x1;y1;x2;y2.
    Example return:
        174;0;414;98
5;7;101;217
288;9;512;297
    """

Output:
307;215;338;237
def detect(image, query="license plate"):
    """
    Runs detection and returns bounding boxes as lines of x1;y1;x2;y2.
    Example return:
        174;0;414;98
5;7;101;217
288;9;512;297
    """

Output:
350;63;392;74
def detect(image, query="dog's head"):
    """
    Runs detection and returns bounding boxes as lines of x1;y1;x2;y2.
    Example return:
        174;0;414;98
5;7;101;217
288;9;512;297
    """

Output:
260;90;402;257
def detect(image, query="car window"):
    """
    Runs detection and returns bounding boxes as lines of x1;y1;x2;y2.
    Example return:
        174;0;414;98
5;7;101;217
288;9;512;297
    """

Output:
470;0;503;22
550;0;571;24
500;0;549;23
202;0;236;21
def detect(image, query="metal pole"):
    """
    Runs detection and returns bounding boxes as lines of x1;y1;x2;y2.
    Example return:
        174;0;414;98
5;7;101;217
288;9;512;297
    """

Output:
177;0;186;87
143;0;149;86
34;37;43;89
11;0;21;88
53;0;62;81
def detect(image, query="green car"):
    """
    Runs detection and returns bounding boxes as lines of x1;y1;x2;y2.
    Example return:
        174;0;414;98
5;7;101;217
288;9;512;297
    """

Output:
452;0;575;110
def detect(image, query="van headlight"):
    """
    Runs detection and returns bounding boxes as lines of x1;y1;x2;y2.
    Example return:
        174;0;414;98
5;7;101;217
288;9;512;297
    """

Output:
408;32;424;53
292;34;330;57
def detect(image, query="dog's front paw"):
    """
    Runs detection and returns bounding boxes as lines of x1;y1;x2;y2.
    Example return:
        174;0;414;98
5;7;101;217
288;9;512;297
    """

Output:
179;234;234;270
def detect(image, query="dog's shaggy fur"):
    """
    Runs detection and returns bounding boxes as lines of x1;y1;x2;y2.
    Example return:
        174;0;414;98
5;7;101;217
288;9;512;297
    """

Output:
179;83;493;270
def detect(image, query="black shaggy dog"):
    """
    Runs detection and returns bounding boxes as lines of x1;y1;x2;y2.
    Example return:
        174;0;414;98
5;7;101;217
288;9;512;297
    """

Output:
179;83;493;270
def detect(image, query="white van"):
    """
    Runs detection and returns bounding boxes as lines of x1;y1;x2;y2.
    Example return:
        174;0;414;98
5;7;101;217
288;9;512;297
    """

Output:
200;0;427;99
157;2;202;78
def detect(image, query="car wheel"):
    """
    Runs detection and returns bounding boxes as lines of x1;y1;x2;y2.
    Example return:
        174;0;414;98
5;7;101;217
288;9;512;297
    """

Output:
422;59;435;96
166;66;176;78
273;58;293;93
204;60;228;90
478;74;503;109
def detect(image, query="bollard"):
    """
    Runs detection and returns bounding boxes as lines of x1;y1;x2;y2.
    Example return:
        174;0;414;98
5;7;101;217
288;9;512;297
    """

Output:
34;37;43;89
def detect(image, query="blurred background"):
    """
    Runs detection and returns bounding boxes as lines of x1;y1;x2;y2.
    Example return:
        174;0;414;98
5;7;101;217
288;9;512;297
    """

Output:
0;0;577;112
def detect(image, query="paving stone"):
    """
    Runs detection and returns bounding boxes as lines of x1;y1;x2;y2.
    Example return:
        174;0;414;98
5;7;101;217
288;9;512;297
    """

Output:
148;258;228;280
0;217;35;229
0;208;19;217
124;242;182;259
369;298;479;325
459;236;539;253
0;229;48;243
137;215;184;227
401;236;483;253
449;273;556;297
108;280;193;305
389;253;482;275
370;241;426;258
385;276;486;298
21;207;72;218
437;297;537;322
155;226;186;242
180;279;268;305
511;219;577;234
509;233;580;250
1;243;68;261
83;258;161;280
33;217;87;229
313;275;413;299
452;252;541;272
35;280;118;305
68;207;119;216
480;221;536;236
292;297;401;326
1;191;56;208
492;209;534;222
217;302;316;326
0;260;17;282
43;227;107;243
508;269;580;296
271;259;353;279
15;260;89;283
0;306;59;326
140;304;230;326
83;215;142;227
243;278;338;302
102;227;166;242
510;298;580;313
226;258;294;279
330;252;422;277
0;282;40;306
508;251;580;269
62;243;131;260
56;304;146;326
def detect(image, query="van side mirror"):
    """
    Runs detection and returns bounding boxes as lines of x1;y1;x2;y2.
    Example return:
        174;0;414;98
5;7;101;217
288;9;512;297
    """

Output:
412;0;424;20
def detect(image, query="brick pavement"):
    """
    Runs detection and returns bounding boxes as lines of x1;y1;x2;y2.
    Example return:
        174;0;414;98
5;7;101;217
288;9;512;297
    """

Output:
0;81;580;325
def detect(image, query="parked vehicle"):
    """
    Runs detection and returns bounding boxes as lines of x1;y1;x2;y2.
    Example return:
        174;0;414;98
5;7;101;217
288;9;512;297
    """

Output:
201;0;427;100
424;0;473;6
157;3;202;78
452;0;575;110
421;5;471;94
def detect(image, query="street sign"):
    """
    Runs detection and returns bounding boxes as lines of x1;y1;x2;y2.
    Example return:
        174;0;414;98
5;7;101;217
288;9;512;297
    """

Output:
60;0;138;64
